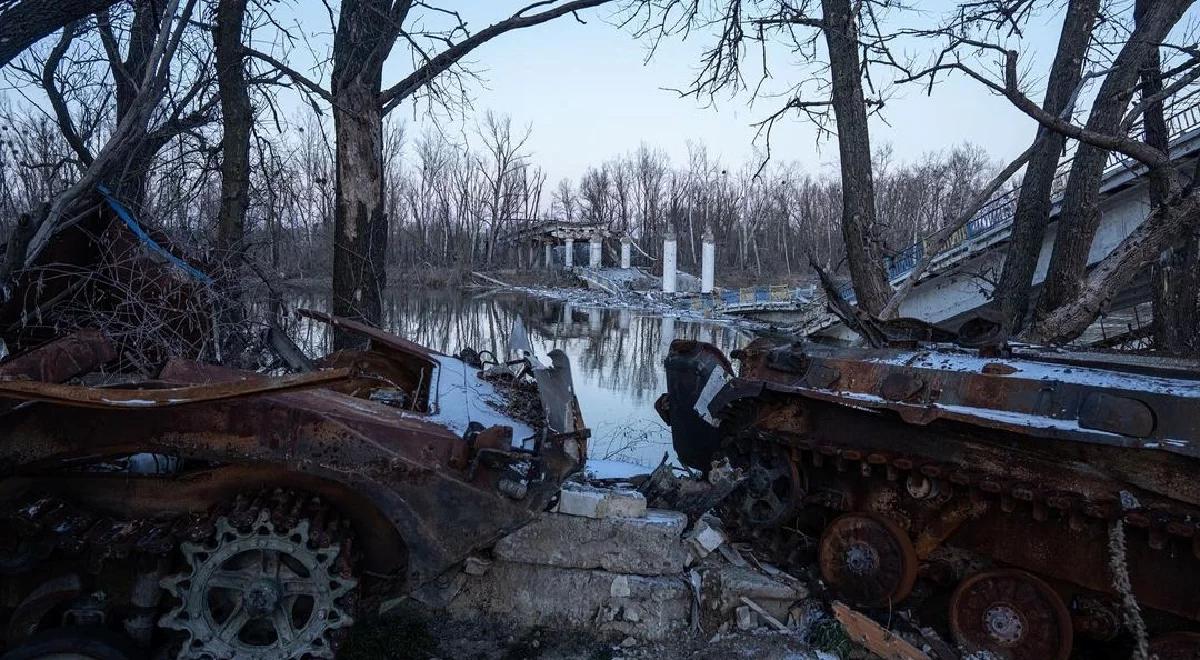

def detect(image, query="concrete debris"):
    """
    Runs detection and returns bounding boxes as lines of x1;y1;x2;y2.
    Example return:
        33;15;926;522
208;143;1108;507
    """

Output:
736;605;757;631
705;565;807;623
716;542;749;568
445;560;691;640
556;482;648;519
611;575;633;598
685;515;727;560
438;488;815;644
493;508;688;575
463;556;492;576
740;596;788;631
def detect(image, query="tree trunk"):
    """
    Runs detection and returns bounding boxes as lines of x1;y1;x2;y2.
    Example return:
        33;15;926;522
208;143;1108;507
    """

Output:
1033;0;1191;323
821;0;890;315
331;83;386;347
329;0;399;349
991;0;1099;335
1143;0;1200;353
1026;189;1198;342
215;0;251;262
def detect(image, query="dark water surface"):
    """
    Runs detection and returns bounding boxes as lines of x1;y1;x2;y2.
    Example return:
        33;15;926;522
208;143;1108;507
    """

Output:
288;289;753;467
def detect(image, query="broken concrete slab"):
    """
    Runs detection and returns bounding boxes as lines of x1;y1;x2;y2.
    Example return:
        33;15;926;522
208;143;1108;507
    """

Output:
686;516;726;559
494;508;688;575
446;560;691;640
556;482;648;519
704;565;807;622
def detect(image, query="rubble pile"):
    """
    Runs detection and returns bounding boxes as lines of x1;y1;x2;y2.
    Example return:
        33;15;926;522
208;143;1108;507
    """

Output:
410;479;844;652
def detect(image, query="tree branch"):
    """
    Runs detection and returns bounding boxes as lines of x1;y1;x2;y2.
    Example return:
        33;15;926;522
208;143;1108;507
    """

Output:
379;0;615;114
243;46;335;104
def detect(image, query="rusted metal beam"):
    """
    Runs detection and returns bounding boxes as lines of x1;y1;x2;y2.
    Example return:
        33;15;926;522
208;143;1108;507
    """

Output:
0;329;116;383
296;308;436;360
0;367;353;408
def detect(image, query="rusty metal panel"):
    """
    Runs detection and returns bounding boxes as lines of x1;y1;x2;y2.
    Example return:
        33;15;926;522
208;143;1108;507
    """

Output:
0;367;353;408
0;330;116;383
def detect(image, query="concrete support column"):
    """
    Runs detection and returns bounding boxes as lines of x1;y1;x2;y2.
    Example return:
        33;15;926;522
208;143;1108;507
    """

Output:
701;228;715;294
544;242;553;269
564;238;575;269
589;236;602;269
620;237;632;269
662;231;678;294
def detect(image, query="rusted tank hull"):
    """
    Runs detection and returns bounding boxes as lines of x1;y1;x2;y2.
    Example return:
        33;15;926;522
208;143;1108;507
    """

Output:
662;338;1200;654
0;319;588;657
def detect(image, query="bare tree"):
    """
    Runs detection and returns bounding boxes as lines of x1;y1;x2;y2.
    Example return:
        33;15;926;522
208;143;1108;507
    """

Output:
1033;0;1193;323
0;0;120;68
623;0;901;312
249;0;619;347
908;1;1200;343
214;0;251;262
990;0;1101;335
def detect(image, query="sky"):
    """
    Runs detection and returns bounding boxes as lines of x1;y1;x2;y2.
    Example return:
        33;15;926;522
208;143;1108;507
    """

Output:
268;0;1070;183
8;1;1198;184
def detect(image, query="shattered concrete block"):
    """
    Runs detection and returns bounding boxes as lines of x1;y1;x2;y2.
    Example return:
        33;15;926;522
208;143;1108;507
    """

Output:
463;556;491;576
494;509;688;575
736;605;758;630
447;560;691;640
556;486;605;518
555;483;647;519
704;565;807;622
685;516;726;560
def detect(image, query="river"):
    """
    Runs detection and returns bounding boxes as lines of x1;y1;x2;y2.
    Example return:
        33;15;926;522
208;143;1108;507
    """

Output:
286;289;754;469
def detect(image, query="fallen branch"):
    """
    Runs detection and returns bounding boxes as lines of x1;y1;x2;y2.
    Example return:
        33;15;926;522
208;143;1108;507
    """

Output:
471;271;511;287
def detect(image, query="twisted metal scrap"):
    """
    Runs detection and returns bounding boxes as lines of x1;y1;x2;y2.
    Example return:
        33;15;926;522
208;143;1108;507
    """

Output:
160;511;356;659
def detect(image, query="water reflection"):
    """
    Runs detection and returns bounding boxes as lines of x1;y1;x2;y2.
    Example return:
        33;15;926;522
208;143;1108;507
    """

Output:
285;289;752;467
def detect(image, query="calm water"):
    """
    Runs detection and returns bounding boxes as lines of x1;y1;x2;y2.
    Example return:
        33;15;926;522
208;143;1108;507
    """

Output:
285;289;752;467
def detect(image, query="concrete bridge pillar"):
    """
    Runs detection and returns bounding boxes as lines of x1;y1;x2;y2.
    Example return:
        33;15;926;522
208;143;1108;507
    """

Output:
589;236;602;269
544;242;553;269
662;231;678;294
564;238;574;269
620;237;632;270
701;227;715;294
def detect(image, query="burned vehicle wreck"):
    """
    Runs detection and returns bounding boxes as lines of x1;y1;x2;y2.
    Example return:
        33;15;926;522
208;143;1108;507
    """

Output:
662;338;1200;659
0;313;586;659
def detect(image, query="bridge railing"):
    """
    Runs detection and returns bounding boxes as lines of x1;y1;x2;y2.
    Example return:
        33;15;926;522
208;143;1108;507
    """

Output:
880;94;1200;284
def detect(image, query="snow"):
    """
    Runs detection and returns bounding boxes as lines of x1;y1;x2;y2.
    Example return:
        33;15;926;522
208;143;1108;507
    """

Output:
100;398;157;407
427;355;536;444
870;350;1200;398
825;390;1198;454
585;458;652;480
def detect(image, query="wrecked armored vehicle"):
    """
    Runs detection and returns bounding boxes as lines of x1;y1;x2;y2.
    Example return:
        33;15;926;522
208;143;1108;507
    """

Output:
0;313;585;659
661;338;1200;660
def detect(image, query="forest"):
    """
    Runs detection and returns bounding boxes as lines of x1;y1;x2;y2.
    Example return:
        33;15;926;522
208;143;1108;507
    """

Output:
0;0;1197;352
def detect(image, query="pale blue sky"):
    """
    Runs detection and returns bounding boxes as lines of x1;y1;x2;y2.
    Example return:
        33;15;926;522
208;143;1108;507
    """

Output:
9;1;1197;183
283;0;1071;181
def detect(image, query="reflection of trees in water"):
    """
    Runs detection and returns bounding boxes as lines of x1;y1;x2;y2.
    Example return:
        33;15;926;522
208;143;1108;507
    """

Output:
281;288;747;408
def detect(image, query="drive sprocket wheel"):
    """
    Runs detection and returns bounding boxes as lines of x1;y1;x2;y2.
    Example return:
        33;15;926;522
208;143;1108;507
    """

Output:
160;509;357;659
1149;632;1200;660
735;447;804;528
818;512;917;607
949;568;1072;660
